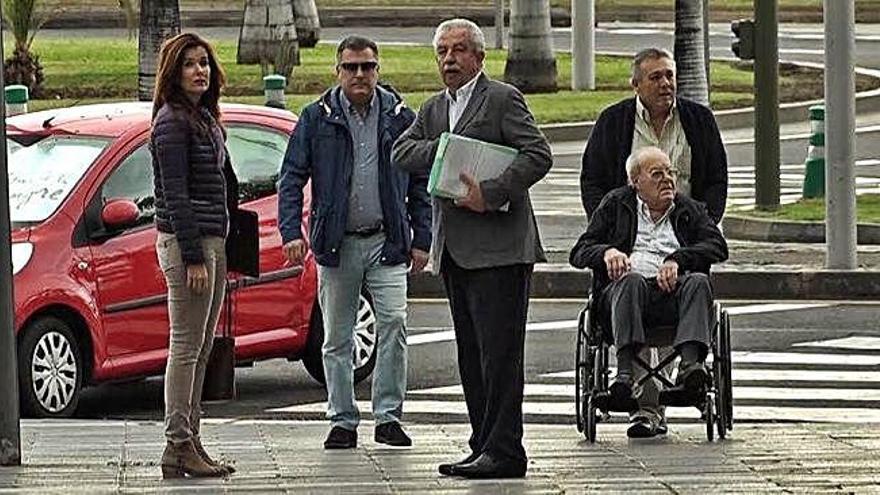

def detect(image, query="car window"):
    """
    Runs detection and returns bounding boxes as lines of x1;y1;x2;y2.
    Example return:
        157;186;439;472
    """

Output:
100;144;155;227
226;124;288;202
8;135;111;223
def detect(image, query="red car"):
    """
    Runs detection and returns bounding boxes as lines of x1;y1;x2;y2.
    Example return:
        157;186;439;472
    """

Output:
8;102;378;418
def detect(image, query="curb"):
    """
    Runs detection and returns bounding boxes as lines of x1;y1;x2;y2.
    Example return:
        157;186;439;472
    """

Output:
723;214;880;245
408;267;880;300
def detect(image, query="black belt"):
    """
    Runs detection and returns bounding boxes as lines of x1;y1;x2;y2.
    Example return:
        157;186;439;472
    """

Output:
345;225;383;237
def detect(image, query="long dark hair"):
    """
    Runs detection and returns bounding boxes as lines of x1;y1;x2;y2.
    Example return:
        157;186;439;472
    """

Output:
152;33;226;129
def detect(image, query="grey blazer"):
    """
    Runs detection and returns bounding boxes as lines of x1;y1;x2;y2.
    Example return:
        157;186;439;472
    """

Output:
392;73;553;271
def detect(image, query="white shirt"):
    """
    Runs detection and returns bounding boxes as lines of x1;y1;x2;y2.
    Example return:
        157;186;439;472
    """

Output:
446;73;481;131
633;97;693;196
630;196;680;278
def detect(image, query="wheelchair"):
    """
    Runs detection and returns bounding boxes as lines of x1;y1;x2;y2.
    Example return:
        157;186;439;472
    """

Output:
574;292;733;442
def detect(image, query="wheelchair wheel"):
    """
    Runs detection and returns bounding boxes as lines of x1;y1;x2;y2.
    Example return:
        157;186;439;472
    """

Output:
575;309;592;433
586;395;597;443
704;392;715;442
720;309;733;431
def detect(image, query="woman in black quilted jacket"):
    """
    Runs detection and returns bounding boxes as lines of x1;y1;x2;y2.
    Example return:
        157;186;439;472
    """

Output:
150;32;237;479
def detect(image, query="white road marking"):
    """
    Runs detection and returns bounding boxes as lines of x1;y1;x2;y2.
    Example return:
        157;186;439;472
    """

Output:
543;368;880;383
793;336;880;351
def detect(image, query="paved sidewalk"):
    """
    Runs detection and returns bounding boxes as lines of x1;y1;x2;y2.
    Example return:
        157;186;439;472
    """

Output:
2;420;880;493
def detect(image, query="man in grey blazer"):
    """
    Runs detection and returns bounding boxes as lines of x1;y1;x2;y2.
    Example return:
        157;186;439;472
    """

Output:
392;18;552;479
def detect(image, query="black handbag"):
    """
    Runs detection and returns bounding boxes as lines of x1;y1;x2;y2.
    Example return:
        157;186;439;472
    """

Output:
202;283;236;402
226;208;260;277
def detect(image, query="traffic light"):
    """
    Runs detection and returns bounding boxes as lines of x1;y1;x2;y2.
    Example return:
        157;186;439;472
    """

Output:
731;19;755;60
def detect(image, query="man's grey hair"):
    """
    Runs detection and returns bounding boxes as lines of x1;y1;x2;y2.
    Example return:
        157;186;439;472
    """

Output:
627;146;669;183
631;47;674;85
432;18;486;54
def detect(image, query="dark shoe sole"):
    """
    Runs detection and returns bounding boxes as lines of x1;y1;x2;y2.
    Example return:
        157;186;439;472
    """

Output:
626;421;658;439
375;436;412;447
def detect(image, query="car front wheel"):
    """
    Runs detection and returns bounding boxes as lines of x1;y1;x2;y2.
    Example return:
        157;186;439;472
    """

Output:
18;316;83;418
303;291;378;385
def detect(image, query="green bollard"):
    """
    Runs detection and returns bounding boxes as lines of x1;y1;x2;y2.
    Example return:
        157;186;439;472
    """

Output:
5;85;28;116
801;105;825;199
263;74;287;109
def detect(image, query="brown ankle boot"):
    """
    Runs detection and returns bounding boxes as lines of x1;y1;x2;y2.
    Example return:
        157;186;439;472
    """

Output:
193;435;236;474
160;439;225;479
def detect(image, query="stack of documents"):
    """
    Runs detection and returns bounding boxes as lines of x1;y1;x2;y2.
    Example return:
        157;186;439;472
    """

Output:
428;132;518;200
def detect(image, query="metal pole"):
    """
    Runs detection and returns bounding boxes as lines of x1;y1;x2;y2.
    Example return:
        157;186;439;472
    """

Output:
494;0;504;49
0;1;23;467
572;0;596;90
824;0;857;269
754;0;780;210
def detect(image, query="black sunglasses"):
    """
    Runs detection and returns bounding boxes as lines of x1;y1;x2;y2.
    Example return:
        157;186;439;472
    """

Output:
338;61;379;73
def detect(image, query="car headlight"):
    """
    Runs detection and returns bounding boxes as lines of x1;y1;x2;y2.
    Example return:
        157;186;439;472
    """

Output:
11;242;33;275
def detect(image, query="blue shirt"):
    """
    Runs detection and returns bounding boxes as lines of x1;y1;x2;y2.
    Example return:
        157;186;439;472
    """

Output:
340;90;382;232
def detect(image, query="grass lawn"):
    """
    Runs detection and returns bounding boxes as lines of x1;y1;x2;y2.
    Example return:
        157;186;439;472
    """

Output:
10;37;849;124
745;195;880;224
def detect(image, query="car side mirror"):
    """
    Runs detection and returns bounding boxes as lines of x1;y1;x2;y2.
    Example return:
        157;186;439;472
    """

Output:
101;198;140;230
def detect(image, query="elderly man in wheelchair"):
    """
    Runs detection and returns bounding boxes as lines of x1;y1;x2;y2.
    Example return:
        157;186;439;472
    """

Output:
570;146;729;439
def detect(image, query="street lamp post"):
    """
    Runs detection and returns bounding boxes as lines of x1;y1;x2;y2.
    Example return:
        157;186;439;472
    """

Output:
824;0;857;269
0;1;23;467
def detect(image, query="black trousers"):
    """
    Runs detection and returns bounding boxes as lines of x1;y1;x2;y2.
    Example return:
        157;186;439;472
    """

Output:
440;249;533;464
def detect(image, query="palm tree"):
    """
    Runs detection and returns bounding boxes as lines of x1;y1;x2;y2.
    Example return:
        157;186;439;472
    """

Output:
238;0;300;82
673;0;709;105
137;0;180;101
292;0;320;48
503;0;556;93
2;0;52;97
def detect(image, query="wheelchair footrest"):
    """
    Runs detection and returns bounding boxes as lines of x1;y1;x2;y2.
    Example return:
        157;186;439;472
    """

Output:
659;386;705;408
593;391;639;413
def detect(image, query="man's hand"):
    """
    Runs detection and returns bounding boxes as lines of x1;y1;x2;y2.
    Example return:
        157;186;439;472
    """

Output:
657;259;679;292
603;248;631;281
410;248;429;273
282;239;306;265
454;172;487;213
186;264;209;293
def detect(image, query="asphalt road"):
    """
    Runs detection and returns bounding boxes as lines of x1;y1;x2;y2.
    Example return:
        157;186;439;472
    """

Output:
74;300;880;427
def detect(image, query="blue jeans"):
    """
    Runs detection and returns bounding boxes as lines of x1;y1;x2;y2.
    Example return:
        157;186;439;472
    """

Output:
317;233;408;430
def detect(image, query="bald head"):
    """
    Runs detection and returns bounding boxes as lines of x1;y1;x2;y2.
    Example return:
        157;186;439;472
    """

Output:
627;146;670;183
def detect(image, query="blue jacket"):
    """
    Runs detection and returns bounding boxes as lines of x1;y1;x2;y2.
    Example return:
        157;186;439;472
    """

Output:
278;85;431;267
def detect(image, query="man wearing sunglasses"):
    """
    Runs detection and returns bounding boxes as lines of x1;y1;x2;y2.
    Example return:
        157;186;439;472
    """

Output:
278;35;431;450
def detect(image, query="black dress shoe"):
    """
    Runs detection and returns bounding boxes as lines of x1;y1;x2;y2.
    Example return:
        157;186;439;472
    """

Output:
438;452;479;476
374;422;412;447
455;453;527;479
323;426;357;449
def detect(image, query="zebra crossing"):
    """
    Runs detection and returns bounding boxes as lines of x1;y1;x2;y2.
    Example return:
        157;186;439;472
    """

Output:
268;309;880;425
529;160;880;216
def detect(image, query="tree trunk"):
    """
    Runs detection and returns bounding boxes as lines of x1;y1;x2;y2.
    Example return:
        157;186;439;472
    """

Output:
504;0;557;93
674;0;709;105
239;0;300;83
138;0;180;102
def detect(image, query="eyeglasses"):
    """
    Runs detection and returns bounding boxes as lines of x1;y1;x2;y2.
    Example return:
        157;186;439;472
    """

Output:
338;61;379;74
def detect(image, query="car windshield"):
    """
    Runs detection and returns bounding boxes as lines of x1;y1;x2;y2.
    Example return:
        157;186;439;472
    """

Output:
7;135;110;223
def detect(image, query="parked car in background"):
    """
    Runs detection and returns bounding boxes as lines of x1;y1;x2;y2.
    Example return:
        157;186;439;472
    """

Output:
7;103;378;418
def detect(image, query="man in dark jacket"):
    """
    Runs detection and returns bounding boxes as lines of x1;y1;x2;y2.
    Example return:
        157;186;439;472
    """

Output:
580;47;728;437
277;36;431;450
570;147;728;421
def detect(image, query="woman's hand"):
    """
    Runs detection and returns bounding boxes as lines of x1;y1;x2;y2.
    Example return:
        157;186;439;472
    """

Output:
187;264;209;293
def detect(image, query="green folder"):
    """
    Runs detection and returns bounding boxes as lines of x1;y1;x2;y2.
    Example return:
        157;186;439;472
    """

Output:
428;132;518;199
